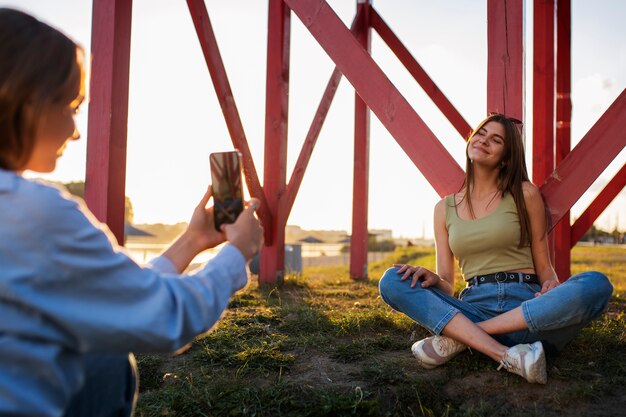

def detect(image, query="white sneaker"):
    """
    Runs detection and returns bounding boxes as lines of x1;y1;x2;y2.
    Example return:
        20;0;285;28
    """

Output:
411;335;467;369
497;341;547;384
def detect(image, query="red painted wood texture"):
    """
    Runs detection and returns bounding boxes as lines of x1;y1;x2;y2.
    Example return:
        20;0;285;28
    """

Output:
350;0;372;280
370;9;472;139
541;88;626;227
85;0;133;245
487;0;524;120
554;0;572;280
259;0;291;285
533;0;555;185
570;163;626;245
285;0;464;197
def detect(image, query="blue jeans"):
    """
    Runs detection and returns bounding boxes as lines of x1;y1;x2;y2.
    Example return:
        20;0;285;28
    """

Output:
64;353;137;417
379;269;613;353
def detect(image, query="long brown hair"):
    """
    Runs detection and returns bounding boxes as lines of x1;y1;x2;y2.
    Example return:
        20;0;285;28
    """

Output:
0;8;85;170
461;113;532;247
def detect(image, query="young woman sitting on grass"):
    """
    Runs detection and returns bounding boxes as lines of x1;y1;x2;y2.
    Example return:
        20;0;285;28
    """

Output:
379;113;613;384
0;8;262;416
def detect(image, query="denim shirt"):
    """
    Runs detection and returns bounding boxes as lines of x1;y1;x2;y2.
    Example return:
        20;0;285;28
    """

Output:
0;169;247;416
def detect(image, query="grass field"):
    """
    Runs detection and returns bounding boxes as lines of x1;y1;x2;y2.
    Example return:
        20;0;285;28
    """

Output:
135;245;626;417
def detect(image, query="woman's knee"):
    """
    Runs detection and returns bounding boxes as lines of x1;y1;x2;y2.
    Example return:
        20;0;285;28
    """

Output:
575;270;613;301
378;267;404;302
590;271;614;307
569;271;614;315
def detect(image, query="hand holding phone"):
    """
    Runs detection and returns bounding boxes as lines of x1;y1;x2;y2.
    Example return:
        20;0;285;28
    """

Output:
210;151;244;231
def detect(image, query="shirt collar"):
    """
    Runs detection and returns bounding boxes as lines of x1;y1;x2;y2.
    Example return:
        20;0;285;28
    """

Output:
0;169;19;193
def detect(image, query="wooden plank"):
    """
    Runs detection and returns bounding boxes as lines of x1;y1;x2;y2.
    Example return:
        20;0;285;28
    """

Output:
370;8;472;139
350;0;371;281
285;0;464;197
259;0;291;284
487;0;524;119
554;0;572;280
85;0;133;244
541;88;626;226
533;0;555;185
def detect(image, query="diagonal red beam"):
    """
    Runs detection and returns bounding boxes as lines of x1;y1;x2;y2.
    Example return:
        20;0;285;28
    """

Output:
85;0;133;245
570;163;626;246
370;8;472;139
285;0;464;197
186;0;271;237
541;88;626;227
283;11;363;217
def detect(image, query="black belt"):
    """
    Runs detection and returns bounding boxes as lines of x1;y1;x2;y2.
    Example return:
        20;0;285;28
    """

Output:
467;272;539;286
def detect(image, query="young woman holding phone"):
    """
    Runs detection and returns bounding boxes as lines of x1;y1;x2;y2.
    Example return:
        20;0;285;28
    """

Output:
0;8;262;416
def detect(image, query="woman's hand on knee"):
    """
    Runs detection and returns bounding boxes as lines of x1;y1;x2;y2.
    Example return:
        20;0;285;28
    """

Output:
534;279;560;297
393;264;440;288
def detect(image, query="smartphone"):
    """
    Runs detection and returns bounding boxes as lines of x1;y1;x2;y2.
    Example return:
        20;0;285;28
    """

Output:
210;150;244;231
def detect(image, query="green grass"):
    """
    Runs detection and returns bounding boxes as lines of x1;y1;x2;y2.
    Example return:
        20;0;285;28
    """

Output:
135;245;626;417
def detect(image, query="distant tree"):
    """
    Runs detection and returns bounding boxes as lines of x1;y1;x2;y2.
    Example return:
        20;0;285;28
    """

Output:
63;181;134;224
580;225;611;242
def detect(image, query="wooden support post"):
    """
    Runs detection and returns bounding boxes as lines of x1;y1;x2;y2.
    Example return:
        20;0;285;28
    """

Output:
259;0;291;285
533;0;555;185
487;0;524;119
85;0;133;244
554;0;571;280
533;0;556;261
350;0;371;280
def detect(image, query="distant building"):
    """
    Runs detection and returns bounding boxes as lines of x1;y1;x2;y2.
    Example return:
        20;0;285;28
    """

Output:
369;229;393;242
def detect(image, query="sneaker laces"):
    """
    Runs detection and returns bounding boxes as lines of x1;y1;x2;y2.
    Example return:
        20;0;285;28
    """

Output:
497;359;512;372
437;336;463;354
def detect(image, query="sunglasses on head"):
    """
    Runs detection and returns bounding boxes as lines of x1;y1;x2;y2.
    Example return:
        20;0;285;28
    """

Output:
489;113;523;126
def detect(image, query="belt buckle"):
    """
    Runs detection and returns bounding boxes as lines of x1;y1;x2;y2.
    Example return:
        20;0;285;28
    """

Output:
495;272;507;283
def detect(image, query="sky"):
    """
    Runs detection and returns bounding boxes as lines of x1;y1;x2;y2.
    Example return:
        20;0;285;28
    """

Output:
2;0;625;238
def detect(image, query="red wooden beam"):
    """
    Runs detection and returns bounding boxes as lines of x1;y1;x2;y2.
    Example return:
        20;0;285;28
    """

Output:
85;0;133;245
554;0;572;280
284;11;363;217
533;0;556;185
285;0;464;197
186;0;272;241
487;0;524;119
370;8;472;139
570;163;626;246
350;0;372;281
259;0;291;284
284;66;343;216
541;88;626;227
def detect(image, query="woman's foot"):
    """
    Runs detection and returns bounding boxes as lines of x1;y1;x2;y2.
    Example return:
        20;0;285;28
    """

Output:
497;341;547;384
411;335;467;369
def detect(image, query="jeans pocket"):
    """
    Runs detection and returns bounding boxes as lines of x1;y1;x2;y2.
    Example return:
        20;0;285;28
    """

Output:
524;283;541;294
459;286;473;299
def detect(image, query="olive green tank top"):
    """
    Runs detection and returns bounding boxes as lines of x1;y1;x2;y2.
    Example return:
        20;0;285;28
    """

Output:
445;193;534;280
